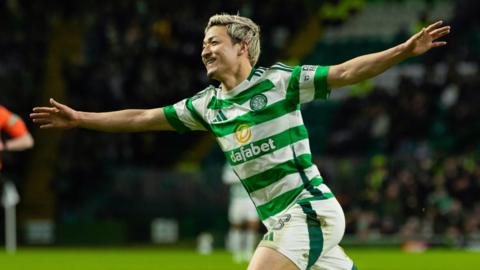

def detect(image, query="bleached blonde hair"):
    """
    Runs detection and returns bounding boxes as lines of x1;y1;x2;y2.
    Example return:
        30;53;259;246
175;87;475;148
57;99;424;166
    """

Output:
205;14;261;66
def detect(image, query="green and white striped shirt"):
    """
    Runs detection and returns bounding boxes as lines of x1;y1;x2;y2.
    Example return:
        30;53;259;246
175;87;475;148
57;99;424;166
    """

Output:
163;63;334;223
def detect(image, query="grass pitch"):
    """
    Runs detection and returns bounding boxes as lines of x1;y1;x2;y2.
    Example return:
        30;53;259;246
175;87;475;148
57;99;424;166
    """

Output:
0;247;479;270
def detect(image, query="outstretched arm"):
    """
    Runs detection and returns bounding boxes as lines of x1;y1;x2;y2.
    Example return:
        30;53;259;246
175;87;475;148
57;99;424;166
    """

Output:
30;98;175;132
327;21;450;89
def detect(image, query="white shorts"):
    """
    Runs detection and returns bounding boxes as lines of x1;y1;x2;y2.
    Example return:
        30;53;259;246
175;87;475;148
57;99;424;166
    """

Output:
229;197;259;225
259;197;356;270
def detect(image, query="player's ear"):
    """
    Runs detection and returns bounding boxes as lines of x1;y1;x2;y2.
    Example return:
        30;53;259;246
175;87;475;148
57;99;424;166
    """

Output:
238;41;248;56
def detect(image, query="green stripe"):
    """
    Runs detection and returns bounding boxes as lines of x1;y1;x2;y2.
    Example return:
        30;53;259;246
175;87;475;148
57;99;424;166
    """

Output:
226;125;309;165
293;149;324;198
309;176;324;186
314;66;331;100
352;264;359;270
211;99;297;137
186;98;211;132
247;67;256;80
254;68;266;74
300;202;323;269
207;80;275;110
162;105;191;134
253;71;264;77
242;153;313;193
262;232;274;241
286;66;301;104
207;97;234;110
256;185;303;220
217;110;227;121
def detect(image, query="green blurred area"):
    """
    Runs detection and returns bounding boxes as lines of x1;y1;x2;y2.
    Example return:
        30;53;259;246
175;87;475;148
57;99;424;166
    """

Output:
0;248;479;270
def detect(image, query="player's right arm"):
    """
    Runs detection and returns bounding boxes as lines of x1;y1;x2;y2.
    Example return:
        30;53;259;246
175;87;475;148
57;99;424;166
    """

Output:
30;98;175;132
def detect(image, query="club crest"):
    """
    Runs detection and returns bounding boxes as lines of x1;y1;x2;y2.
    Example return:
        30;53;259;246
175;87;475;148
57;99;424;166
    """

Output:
250;94;267;111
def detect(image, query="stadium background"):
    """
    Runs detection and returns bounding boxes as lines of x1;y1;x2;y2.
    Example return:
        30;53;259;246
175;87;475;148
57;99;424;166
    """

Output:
1;0;479;268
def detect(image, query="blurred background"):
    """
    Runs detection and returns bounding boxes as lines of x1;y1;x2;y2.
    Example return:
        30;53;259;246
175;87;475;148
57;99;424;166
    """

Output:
0;0;479;253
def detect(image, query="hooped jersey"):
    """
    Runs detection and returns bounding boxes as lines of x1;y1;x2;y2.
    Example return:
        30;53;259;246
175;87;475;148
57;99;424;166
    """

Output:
163;63;334;223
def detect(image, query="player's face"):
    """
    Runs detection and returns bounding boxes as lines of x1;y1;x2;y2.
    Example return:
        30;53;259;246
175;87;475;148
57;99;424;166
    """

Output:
202;26;242;80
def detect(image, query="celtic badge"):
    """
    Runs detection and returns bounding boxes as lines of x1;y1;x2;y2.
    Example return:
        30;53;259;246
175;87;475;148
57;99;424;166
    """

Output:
250;94;267;111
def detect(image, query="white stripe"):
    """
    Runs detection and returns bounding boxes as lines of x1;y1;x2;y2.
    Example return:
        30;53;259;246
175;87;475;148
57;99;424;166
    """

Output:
317;183;332;194
174;99;206;131
299;65;317;103
304;164;320;180
251;173;303;205
217;110;304;151
213;72;290;121
251;164;320;205
233;138;312;179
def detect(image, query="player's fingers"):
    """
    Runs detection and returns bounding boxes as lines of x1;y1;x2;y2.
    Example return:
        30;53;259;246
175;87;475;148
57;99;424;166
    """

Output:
50;98;69;111
429;25;450;34
40;123;54;129
30;112;51;118
32;118;51;124
50;98;62;109
425;20;443;32
415;27;427;39
431;41;447;48
32;107;57;113
431;27;450;40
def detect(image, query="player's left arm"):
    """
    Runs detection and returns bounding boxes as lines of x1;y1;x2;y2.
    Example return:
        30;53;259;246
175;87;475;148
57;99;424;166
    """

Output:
327;21;450;89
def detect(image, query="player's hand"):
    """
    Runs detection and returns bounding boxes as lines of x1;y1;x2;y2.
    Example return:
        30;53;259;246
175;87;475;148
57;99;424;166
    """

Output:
403;21;450;57
30;98;79;129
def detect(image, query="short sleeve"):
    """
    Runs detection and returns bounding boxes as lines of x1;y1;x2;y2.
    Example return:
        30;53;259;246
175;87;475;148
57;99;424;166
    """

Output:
0;106;28;138
163;98;208;134
289;65;331;104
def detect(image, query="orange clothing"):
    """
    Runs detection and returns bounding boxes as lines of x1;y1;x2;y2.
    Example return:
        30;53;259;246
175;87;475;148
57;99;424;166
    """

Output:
0;106;28;138
1;105;29;171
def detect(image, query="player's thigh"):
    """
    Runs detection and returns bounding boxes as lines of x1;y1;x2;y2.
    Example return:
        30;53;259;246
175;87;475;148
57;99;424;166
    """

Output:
257;197;349;270
248;246;299;270
309;198;346;251
312;245;354;270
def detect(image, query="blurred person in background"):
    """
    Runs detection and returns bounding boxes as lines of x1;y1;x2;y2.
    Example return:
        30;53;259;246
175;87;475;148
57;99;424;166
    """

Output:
223;162;260;263
31;13;449;270
1;105;34;196
0;105;34;171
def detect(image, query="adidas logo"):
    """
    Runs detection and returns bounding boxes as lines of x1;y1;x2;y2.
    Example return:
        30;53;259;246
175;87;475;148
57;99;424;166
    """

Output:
212;110;227;122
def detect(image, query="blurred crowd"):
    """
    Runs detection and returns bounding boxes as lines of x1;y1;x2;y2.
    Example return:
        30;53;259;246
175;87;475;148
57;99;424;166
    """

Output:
323;152;480;248
0;0;479;246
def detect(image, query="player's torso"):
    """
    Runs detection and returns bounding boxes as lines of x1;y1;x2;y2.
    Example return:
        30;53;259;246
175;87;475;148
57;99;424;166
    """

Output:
191;66;324;221
197;67;311;176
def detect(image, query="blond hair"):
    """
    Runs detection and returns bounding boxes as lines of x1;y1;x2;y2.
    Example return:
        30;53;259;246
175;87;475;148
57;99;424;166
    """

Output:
205;14;261;66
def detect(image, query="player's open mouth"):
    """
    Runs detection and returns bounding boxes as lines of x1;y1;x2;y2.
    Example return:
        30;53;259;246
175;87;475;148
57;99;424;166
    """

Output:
206;58;216;66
